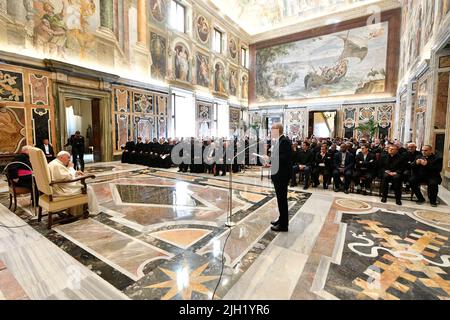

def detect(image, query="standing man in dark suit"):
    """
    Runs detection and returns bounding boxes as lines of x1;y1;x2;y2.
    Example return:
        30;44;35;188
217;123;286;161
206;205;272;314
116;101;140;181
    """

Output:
37;138;55;162
65;131;85;171
410;145;443;207
333;144;355;194
268;123;292;232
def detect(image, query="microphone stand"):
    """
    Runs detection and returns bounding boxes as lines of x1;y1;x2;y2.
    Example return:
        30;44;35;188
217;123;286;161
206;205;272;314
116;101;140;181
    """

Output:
225;141;262;227
2;162;37;217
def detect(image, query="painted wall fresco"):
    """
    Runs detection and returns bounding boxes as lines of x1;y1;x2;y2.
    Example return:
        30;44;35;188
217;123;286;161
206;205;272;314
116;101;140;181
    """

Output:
399;0;450;81
196;52;211;88
174;43;191;83
0;0;249;104
151;33;167;80
150;0;169;23
214;61;227;95
256;22;389;103
196;15;210;44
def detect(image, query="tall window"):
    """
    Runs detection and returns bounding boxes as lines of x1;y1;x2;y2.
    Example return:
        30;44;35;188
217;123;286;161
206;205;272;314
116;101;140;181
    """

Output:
241;47;249;68
213;28;223;53
170;0;185;33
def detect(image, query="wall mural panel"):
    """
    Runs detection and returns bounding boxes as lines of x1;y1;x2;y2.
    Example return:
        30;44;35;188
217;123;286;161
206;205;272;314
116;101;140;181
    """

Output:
400;0;450;80
228;36;238;62
214;61;227;95
150;0;169;23
229;107;240;134
174;43;191;83
29;74;49;105
0;106;26;154
415;74;428;149
256;22;389;103
196;15;210;45
229;67;238;97
196;51;211;88
32;108;51;145
150;33;167;80
0;69;24;102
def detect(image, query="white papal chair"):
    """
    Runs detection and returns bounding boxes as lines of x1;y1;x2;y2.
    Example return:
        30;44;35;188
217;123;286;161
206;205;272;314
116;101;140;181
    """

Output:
28;147;95;229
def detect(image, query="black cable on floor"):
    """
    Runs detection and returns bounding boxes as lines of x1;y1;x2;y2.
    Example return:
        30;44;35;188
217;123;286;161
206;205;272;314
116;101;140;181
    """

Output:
212;224;233;300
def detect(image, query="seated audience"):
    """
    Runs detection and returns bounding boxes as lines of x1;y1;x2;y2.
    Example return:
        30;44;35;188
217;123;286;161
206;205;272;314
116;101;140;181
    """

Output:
403;143;422;191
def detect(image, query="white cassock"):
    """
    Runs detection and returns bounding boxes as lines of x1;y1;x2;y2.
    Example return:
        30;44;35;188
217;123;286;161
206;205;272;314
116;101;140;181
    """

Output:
48;159;99;216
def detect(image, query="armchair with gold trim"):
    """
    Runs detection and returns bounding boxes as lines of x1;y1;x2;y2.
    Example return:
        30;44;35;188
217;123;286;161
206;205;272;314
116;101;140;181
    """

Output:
28;147;95;229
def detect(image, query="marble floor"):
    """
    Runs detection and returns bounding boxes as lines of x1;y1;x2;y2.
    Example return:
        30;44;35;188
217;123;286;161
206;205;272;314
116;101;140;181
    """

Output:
0;162;449;300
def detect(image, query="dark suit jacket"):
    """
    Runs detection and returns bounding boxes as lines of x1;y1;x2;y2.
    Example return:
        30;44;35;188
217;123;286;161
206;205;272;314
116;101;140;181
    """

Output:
334;151;355;171
37;143;55;158
271;135;292;183
355;152;376;174
411;154;443;183
315;152;333;171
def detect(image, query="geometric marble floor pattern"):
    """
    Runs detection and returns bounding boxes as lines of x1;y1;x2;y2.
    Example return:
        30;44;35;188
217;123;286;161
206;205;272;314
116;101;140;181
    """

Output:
0;165;310;300
292;198;450;300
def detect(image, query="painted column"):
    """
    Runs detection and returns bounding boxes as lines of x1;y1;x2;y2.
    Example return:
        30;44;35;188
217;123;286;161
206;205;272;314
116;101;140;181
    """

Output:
100;0;114;31
137;0;146;45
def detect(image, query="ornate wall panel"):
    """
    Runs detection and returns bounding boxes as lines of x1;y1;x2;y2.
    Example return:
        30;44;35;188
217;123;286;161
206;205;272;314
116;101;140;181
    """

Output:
229;107;241;133
196;102;213;137
340;103;395;140
0;69;24;102
29;74;49;105
133;92;154;114
112;86;168;153
115;88;129;112
0;106;26;154
285;108;307;139
115;113;130;151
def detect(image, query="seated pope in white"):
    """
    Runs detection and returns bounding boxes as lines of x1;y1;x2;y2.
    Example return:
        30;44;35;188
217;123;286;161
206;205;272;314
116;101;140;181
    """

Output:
48;151;99;216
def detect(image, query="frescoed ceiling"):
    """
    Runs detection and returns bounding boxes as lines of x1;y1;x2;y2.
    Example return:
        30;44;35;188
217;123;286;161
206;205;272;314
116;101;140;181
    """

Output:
209;0;399;37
